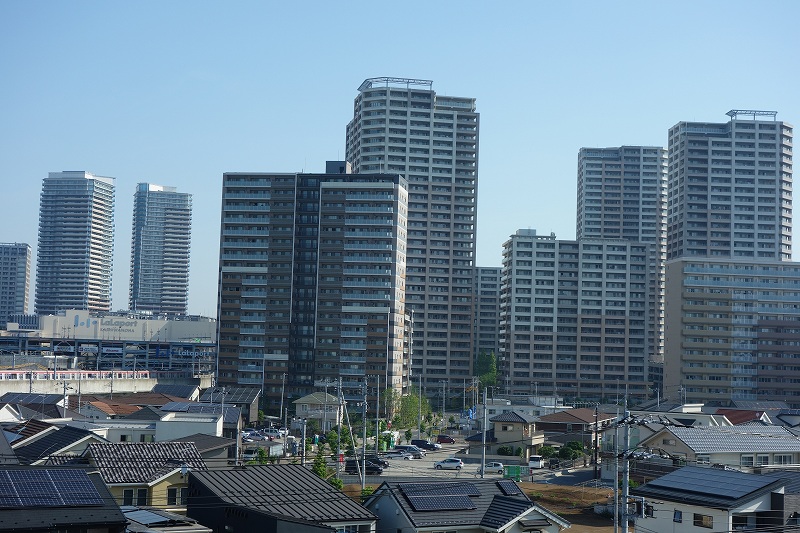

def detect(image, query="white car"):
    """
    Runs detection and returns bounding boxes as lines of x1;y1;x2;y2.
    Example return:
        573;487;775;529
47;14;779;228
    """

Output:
434;458;464;470
262;428;283;439
477;462;504;475
386;450;413;460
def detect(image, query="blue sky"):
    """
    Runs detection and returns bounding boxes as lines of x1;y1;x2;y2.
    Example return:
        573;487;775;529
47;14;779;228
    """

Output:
2;1;798;316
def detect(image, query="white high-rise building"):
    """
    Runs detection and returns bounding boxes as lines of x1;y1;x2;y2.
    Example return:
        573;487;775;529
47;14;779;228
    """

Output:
577;146;667;361
346;77;478;400
36;171;115;315
0;243;31;326
130;183;192;314
666;110;792;261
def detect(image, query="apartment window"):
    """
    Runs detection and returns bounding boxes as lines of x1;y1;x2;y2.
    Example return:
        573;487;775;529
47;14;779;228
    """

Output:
740;455;754;467
693;513;713;528
167;486;188;506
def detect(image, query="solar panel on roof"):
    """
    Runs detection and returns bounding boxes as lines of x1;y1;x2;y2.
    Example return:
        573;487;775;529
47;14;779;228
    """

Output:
0;470;104;508
650;468;772;500
496;480;521;496
407;494;476;512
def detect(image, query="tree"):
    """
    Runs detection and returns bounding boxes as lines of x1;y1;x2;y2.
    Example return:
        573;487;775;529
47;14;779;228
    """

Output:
539;445;557;459
312;450;328;479
404;429;413;444
475;351;497;388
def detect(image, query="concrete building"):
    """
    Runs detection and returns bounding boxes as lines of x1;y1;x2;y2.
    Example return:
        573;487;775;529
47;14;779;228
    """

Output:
216;164;408;409
666;110;792;261
36;171;115;315
130;183;192;314
0;243;31;328
664;257;800;407
577;146;667;364
499;229;650;402
473;267;501;360
346;77;478;401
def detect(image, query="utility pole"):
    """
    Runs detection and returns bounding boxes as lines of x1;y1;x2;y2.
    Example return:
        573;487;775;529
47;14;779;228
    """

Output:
480;388;487;479
336;377;343;479
614;421;619;533
418;374;422;439
375;376;380;453
593;405;599;479
301;418;307;466
361;387;367;491
279;373;286;425
622;398;630;533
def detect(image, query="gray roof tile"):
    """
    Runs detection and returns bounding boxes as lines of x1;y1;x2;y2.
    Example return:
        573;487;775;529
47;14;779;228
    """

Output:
87;442;206;484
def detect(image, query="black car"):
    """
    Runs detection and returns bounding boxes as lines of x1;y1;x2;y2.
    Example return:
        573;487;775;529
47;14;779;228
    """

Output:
410;439;440;451
344;459;383;475
365;454;390;468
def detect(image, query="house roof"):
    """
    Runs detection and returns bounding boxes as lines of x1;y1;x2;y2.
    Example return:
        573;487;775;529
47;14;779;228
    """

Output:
87;400;142;417
151;384;199;399
370;480;557;529
122;506;212;533
537;408;614;425
86;442;206;484
490;411;537;424
160;401;240;425
632;466;785;509
3;419;53;443
199;387;260;405
293;392;339;405
14;425;104;464
715;408;765;425
0;432;18;465
76;392;185;408
0;467;126;530
762;470;800;494
0;392;63;405
123;405;165;420
190;464;376;523
645;425;800;454
170;433;236;453
465;429;496;443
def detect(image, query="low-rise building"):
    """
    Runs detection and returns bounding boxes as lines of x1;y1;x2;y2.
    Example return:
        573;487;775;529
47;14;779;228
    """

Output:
293;392;341;433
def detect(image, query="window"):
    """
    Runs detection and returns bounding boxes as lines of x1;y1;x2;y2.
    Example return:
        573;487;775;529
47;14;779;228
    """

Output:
756;454;769;466
696;455;710;465
167;486;188;506
123;489;133;506
693;513;713;528
740;454;755;467
136;488;148;506
123;488;148;506
775;454;793;465
673;510;682;523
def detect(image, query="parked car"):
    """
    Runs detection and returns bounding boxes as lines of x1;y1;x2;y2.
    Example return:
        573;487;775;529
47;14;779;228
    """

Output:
393;445;426;459
436;434;456;444
385;450;413;460
477;462;504;475
411;439;441;451
262;428;283;439
434;458;464;470
344;459;383;475
365;454;390;468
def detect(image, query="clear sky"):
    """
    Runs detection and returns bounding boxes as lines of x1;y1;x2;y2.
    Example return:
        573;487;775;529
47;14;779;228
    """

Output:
1;1;798;316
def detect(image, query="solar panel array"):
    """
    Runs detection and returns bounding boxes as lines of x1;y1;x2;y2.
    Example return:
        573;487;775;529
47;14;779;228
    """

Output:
0;470;104;508
406;494;476;512
399;482;481;496
152;384;197;398
649;467;771;500
496;480;521;496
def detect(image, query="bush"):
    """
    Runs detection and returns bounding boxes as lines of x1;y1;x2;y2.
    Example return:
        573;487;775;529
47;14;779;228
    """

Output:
539;445;556;458
497;445;514;456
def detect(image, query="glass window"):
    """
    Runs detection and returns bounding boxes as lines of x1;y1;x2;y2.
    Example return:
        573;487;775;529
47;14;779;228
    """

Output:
136;488;148;506
673;510;682;523
693;513;713;528
123;489;133;506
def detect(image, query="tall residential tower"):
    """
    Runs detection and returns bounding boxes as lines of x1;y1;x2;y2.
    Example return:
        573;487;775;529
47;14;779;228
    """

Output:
0;243;31;327
36;171;115;315
346;78;478;402
130;183;192;314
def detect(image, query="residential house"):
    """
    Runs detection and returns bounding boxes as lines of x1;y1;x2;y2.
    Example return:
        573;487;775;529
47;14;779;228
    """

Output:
82;400;142;420
0;467;127;532
762;470;800;527
465;412;543;460
473;397;570;431
536;408;614;448
199;387;259;425
364;479;570;533
188;464;377;533
12;424;108;465
292;392;341;433
85;441;206;512
122;506;212;532
152;383;201;401
159;401;241;440
631;466;785;533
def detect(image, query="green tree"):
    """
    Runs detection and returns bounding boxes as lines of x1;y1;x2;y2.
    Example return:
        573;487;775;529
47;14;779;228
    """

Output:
329;477;343;490
404;429;413;444
475;351;497;387
360;486;375;502
539;445;557;458
312;450;328;479
497;445;514;456
326;430;339;455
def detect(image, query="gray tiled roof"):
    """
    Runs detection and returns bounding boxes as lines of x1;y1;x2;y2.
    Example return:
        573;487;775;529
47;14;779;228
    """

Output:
86;442;206;484
490;411;537;423
190;464;376;522
14;426;104;464
655;425;800;454
170;433;235;453
480;495;535;529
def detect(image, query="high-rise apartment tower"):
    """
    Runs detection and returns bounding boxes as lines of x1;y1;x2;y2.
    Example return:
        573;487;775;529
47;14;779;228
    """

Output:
346;77;478;401
216;164;408;409
130;183;192;314
0;243;31;327
666;110;792;261
36;171;115;315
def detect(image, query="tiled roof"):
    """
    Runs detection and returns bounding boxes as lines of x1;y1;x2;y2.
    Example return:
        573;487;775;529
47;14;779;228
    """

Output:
123;405;165;420
465;429;496;442
170;433;236;453
87;401;142;416
190;464;376;522
632;466;785;509
14;426;104;464
490;411;537;423
480;495;534;529
715;408;764;425
151;384;199;399
647;425;800;454
4;419;54;442
293;392;339;405
77;392;185;408
372;480;535;529
87;442;206;484
762;470;800;494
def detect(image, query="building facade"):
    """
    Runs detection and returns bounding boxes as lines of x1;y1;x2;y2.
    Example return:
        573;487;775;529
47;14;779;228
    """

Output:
216;165;408;408
473;266;501;360
345;77;478;401
664;258;800;408
577;146;667;363
130;183;192;314
499;229;650;402
36;171;115;315
0;243;31;327
666;110;792;261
